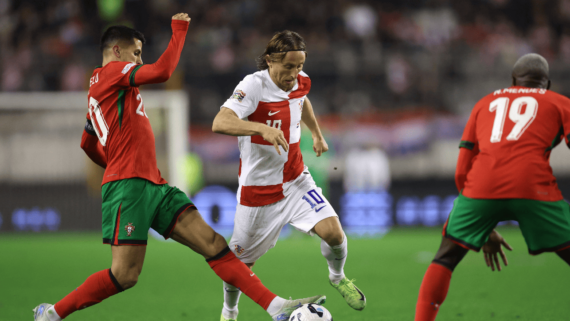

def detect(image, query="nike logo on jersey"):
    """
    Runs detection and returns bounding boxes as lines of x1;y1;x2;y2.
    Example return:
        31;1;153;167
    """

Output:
315;205;327;212
268;111;280;116
250;273;255;277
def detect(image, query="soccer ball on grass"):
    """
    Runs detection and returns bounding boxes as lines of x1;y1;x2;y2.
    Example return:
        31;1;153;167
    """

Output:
289;303;332;321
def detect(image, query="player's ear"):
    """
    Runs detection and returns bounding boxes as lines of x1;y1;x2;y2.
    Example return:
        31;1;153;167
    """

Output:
266;55;272;68
113;45;121;59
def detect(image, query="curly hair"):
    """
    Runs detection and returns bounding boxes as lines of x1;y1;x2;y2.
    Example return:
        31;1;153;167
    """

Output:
256;30;307;70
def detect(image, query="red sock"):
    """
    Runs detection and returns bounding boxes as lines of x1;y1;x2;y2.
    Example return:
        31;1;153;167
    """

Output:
54;269;123;318
207;247;276;310
415;263;452;321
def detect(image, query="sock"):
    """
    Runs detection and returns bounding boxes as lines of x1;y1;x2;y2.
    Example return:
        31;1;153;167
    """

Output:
54;269;123;319
414;263;453;321
46;306;61;321
208;247;276;311
222;281;242;319
266;296;287;316
321;235;347;284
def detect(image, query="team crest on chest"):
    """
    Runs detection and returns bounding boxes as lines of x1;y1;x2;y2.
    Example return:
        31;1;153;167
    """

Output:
235;244;245;256
232;90;246;102
125;222;136;237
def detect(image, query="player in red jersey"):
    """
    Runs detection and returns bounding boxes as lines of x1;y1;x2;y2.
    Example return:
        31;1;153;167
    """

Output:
33;13;324;321
414;53;570;321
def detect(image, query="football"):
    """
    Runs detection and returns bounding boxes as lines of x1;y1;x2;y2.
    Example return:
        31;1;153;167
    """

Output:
289;303;333;321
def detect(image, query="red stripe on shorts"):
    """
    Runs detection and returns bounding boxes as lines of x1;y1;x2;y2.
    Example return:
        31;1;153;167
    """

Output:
113;204;122;245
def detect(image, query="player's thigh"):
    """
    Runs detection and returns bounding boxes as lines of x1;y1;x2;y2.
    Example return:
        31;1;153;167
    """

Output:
229;201;288;264
443;194;504;251
510;199;570;254
151;183;196;240
170;207;227;259
110;245;146;288
289;186;338;237
102;178;160;246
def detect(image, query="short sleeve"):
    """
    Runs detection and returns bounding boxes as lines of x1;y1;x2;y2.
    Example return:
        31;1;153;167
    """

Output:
221;75;261;119
459;107;478;150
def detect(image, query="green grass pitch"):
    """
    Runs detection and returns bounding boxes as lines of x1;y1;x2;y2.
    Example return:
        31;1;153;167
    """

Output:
1;227;568;320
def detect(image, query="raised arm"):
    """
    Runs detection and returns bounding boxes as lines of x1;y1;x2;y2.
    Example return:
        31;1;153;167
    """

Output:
80;118;107;169
129;14;190;86
301;97;328;157
212;107;289;155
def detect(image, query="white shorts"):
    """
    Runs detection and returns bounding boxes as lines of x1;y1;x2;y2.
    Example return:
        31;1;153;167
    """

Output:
229;172;338;263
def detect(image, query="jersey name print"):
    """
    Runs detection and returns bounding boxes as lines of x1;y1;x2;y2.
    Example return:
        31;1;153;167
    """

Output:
460;86;570;201
222;70;311;207
87;61;166;186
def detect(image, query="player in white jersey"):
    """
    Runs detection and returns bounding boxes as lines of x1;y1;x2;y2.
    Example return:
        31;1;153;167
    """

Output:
212;30;366;321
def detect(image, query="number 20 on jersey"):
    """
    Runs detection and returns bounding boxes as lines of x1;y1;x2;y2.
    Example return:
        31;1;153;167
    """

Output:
489;96;538;143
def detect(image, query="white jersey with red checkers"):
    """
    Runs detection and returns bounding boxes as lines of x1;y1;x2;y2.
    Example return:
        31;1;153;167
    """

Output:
222;69;311;207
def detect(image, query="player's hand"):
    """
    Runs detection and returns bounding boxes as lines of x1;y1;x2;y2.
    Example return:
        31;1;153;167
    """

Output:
261;126;289;155
482;230;513;271
172;13;191;22
313;136;329;157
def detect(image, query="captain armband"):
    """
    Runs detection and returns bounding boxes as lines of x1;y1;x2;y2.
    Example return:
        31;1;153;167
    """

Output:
459;140;475;150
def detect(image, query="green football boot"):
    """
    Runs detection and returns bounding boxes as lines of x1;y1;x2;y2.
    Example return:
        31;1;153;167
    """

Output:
219;314;237;321
270;295;326;321
330;277;366;310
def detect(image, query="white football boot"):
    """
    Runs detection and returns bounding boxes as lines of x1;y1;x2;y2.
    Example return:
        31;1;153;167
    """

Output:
270;295;326;321
33;303;58;321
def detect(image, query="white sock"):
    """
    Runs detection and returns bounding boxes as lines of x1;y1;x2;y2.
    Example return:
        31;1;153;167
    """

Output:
321;235;347;284
222;281;241;319
266;296;287;316
46;306;61;321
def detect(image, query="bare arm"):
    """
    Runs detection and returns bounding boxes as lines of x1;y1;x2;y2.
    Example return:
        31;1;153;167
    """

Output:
212;107;289;155
301;97;328;157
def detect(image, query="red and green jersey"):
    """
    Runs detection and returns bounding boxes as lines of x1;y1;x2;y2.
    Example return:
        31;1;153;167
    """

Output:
458;86;570;201
83;20;188;186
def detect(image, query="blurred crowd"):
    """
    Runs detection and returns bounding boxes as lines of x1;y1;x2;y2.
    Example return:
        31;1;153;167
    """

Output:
4;0;570;121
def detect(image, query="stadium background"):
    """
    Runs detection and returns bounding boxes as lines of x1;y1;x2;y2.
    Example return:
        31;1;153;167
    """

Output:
1;0;569;320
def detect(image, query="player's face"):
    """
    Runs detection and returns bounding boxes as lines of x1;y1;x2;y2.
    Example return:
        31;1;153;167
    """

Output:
268;51;305;92
120;38;143;64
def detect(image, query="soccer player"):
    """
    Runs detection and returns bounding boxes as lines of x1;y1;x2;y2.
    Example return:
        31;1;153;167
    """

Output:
414;53;570;321
212;31;366;321
33;13;325;321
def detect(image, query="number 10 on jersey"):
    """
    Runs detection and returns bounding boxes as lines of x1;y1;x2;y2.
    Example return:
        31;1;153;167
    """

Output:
489;96;538;143
266;119;282;130
88;97;109;146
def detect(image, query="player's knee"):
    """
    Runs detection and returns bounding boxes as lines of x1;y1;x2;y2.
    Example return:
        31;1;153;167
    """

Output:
323;230;344;247
113;267;141;290
207;232;229;258
118;271;140;290
433;239;469;271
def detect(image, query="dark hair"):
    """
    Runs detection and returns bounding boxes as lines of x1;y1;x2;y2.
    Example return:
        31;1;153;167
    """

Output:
256;30;307;70
100;25;146;52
